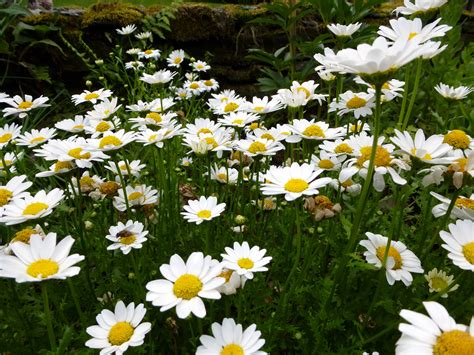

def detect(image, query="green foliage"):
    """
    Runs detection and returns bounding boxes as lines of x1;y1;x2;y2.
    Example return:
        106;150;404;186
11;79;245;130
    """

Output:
141;0;182;39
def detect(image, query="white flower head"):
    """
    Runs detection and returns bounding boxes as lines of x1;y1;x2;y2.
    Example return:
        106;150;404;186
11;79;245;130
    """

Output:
221;241;272;280
327;23;362;37
106;220;149;255
181;196;226;225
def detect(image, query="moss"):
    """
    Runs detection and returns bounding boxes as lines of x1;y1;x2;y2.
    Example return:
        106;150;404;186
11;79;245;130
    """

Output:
23;12;81;28
81;2;145;28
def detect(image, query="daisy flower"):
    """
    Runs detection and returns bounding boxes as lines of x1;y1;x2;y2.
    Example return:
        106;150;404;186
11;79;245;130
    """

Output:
192;60;210;72
183;118;221;138
0;152;19;175
431;192;474;221
36;161;76;178
113;184;158;212
16;127;57;148
89;130;137;152
181;196;226;225
85;301;151;354
319;139;354;156
136;127;177;148
221;241;272;280
125;61;144;71
116;24;137;35
140;70;176;85
183;80;206;95
211;97;247;115
71;88;113;105
0;188;64;225
289;119;345;142
394;0;448;16
219;112;260;128
441;129;474;152
105;160;145;178
261;162;332;201
84;117;120;137
252;127;289;143
106;220;148;255
216;268;246;295
145;252;225;318
439;219;474;271
435;83;473;100
289;80;327;105
201;78;219;92
0;123;21;148
359;232;423;286
273;88;307;108
135;31;152;40
55;115;89;133
234;138;285;157
329;91;375;119
378;17;451;44
354;76;404;102
167;49;186;67
68;171;103;195
2;94;49;118
196;318;267;355
243;96;283;114
183;130;233;158
395;301;472;354
126;100;153;113
130;112;178;130
0;175;32;214
311;151;346;172
424;268;459;298
210;165;239;185
390;129;453;164
327;22;361;37
0;233;84;282
86;97;121;121
138;48;160;59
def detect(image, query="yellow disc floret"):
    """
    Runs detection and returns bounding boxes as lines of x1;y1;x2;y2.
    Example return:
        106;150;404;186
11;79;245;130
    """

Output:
221;344;244;355
224;102;239;112
0;188;13;206
456;198;474;210
302;125;325;138
318;159;335;169
0;133;12;143
68;148;91;160
197;210;211;219
99;136;122;149
357;146;391;167
433;330;474;355
334;143;353;154
173;274;203;299
346;96;367;109
237;258;254;269
84;93;99;101
462;242;474;264
376;246;402;269
108;322;134;346
23;202;48;216
284;178;309;193
11;228;36;243
18;101;33;109
248;141;267;154
27;259;59;278
443;130;470;149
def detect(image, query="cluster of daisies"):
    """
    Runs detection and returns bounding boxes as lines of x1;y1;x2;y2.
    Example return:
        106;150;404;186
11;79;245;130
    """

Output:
0;0;473;353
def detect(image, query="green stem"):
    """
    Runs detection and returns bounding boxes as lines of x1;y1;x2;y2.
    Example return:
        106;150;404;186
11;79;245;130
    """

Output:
402;59;422;130
41;283;57;352
397;68;410;128
67;279;87;328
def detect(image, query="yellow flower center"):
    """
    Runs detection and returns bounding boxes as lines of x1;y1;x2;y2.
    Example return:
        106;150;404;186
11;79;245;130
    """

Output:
302;124;325;138
314;195;334;209
198;128;212;135
189;82;200;90
144;49;154;55
128;192;143;201
448;158;467;172
224;102;239;112
253;106;264;112
149;134;158;142
27;259;59;278
232;119;244;125
99;181;119;196
11;228;36;243
433;330;474;355
382;82;390;90
346;96;367;109
249;122;260;130
173;274;203;299
80;176;95;187
318;159;335;169
0;160;12;167
22;202;49;216
237;258;254;269
174;57;182;64
248;141;267;154
296;86;311;99
204;137;218;148
0;188;13;206
99;136;122;149
95;121;111;132
0;133;12;143
430;276;449;291
456;198;474;210
108;322;134;346
84;93;99;101
73;124;84;130
146;112;162;123
341;179;353;187
335;143;353;154
410;148;432;160
357;146;391;167
221;344;244;355
54;161;73;172
219;270;233;283
443;130;470;149
68;148;91;160
284;178;309;193
408;32;418;40
217;173;228;181
376;246;402;269
30;136;46;144
119;234;137;245
462;242;474;265
197;209;212;219
260;133;274;141
18;101;33;109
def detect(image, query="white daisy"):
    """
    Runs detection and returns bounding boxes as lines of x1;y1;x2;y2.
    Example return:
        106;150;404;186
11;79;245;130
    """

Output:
424;268;459;298
243;96;283;114
183;118;221;138
138;48;160;59
167;49;186;67
125;61;144;71
0;123;21;148
394;0;448;16
105;160;145;178
354;76;404;102
0;175;32;215
71;88;113;105
441;130;474;152
140;70;176;85
183;80;206;95
261;162;332;201
196;318;267;355
289;80;327;105
431;192;474;221
181;196;226;225
36;160;77;178
192;60;210;72
145;252;225;318
327;23;362;37
201;78;219;92
395;301;472;355
113;184;158;212
86;97;121;121
435;83;473;101
359;232;423;286
85;301;151;354
221;241;272;280
216;268;245;295
289;119;345;142
130;112;178;130
439;219;474;271
311;151;345;172
219;112;260;128
329;91;375;119
16;127;57;148
88;130;137;152
84;117;120;138
106;220;148;255
378;17;451;44
0;188;64;225
116;24;137;35
209;165;239;185
55;115;90;133
0;233;84;282
234;138;285;157
0;152;19;175
2;95;49;118
135;32;152;40
319;139;354;156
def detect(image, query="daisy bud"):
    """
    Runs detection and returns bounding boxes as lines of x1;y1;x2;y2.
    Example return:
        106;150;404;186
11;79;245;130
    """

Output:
95;59;104;65
234;215;247;225
85;80;92;87
84;221;94;230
